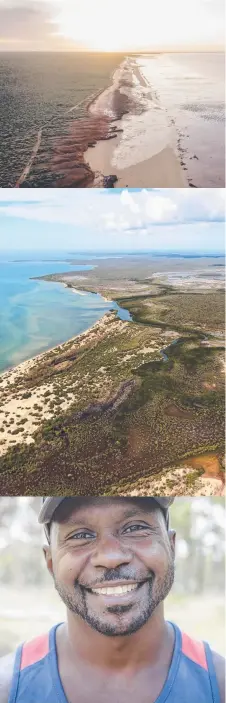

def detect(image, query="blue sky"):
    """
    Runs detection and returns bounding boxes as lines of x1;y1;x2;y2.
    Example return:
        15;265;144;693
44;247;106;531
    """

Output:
0;188;224;253
0;0;224;51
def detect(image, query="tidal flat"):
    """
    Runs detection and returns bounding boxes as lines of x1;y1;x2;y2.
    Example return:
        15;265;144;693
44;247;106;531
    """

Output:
0;255;224;496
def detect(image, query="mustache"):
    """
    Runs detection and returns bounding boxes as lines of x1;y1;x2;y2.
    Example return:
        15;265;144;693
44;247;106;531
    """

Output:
76;567;155;590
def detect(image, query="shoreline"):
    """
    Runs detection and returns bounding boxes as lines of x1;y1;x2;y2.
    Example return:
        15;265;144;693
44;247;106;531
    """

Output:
0;304;224;496
0;309;115;380
11;53;225;189
21;56;188;189
2;261;224;376
0;275;116;378
0;310;127;459
84;58;188;188
0;270;224;497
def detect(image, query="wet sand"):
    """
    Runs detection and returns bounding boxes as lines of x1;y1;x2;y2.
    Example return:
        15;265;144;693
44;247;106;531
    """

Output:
85;140;186;187
84;61;187;187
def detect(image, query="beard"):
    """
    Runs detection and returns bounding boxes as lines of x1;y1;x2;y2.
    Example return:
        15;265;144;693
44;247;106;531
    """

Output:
53;561;175;637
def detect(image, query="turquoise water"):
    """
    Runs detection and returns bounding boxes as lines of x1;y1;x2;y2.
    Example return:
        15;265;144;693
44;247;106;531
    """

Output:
0;251;130;373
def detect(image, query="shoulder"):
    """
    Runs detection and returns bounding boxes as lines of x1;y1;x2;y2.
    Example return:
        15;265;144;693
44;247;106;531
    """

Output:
211;650;225;703
0;652;15;703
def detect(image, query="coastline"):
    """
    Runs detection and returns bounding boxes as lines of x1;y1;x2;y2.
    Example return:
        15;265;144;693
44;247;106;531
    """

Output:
28;56;187;189
10;52;225;189
84;58;187;188
0;302;224;497
0;274;115;378
0;309;114;380
0;270;224;497
0;310;122;456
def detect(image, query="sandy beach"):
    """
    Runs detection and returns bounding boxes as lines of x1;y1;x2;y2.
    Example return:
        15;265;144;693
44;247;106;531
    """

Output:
84;52;225;188
0;312;120;457
85;141;186;188
84;58;187;187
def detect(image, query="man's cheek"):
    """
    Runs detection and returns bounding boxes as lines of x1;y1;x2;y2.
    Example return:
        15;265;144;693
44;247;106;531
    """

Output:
139;541;170;570
54;553;78;586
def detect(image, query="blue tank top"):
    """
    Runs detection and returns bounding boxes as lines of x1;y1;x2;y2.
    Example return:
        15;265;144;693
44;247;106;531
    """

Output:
8;622;220;703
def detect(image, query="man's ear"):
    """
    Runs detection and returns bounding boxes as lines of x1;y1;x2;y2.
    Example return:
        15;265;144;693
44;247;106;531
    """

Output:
43;544;54;577
168;529;176;559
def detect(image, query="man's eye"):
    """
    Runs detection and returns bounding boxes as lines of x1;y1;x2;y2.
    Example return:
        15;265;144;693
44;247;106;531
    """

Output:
123;524;149;534
71;531;95;540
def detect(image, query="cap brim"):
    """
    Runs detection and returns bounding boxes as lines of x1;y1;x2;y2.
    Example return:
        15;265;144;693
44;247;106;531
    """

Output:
38;497;66;524
38;496;174;525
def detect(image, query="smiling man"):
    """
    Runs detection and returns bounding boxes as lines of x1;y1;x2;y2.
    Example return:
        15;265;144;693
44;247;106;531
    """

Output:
0;496;225;703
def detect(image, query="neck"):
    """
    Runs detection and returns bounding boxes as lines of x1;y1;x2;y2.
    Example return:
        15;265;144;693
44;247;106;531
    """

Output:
64;605;169;671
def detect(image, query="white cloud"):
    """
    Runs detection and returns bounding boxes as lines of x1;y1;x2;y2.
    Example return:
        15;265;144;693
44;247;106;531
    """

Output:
120;190;140;213
145;194;178;222
0;189;224;241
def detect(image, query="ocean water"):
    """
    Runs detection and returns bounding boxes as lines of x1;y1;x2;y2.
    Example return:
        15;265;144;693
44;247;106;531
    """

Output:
0;250;129;373
0;52;124;187
112;53;225;187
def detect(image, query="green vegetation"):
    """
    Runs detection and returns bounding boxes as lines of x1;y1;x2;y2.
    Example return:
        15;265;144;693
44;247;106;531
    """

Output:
115;288;225;333
0;258;224;494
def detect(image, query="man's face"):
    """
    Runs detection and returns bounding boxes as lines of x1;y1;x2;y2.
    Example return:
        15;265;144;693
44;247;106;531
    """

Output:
45;498;175;637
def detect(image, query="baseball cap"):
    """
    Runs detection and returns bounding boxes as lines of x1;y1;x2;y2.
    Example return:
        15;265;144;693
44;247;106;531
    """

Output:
38;496;174;535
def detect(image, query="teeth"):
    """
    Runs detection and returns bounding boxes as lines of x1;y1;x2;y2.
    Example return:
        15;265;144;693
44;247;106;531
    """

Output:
91;584;138;596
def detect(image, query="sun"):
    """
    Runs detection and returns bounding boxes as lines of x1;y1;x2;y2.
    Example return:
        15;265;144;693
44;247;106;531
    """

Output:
55;10;137;51
53;0;160;52
52;0;216;52
57;19;127;52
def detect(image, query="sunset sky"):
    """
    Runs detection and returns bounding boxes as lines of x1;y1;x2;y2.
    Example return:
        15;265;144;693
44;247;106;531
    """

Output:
0;0;224;52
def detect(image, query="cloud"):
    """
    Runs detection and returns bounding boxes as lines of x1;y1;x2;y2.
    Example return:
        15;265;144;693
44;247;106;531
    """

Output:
0;0;72;49
120;190;140;213
0;1;51;41
145;194;178;222
0;189;224;247
0;189;224;253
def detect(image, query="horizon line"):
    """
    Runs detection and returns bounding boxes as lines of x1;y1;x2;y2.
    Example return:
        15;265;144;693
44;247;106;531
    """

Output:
0;47;224;54
0;249;224;255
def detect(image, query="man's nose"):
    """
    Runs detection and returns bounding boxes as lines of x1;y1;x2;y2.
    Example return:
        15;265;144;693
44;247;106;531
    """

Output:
90;533;132;570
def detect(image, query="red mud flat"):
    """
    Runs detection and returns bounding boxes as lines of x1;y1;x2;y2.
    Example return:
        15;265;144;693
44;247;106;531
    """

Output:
45;115;111;187
31;89;145;188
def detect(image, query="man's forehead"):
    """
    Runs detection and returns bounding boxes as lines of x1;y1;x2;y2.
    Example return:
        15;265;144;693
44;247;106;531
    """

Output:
52;497;163;527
